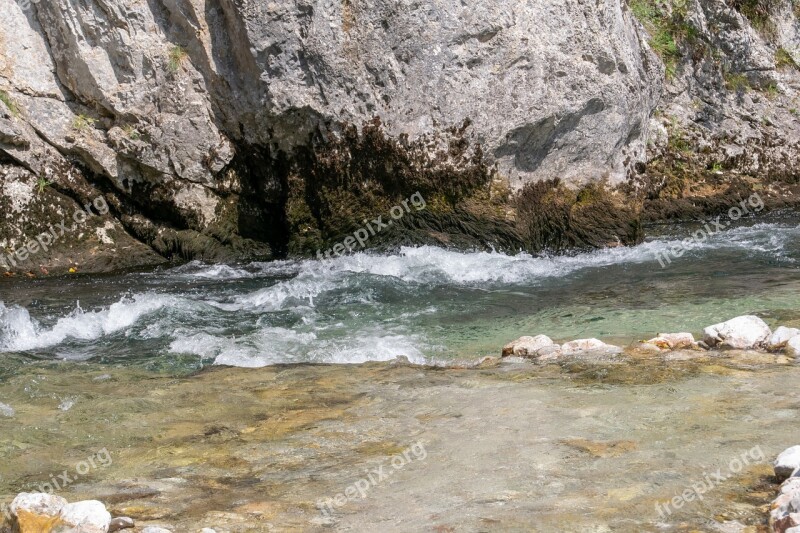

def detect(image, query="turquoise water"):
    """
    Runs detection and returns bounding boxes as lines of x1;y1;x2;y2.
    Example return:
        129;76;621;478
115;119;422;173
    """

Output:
1;216;798;371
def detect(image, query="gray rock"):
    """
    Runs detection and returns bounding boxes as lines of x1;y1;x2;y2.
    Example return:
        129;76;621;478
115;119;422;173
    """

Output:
108;516;136;532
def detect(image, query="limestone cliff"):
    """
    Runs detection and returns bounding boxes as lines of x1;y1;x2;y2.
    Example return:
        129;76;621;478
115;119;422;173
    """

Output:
0;0;797;274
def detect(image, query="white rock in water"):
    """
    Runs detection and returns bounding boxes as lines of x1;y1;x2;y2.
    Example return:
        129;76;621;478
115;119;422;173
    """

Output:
561;338;622;356
59;500;111;533
775;446;800;481
502;335;557;357
0;402;14;417
769;327;800;350
140;527;173;533
199;529;217;533
10;492;67;518
702;316;771;350
787;336;800;358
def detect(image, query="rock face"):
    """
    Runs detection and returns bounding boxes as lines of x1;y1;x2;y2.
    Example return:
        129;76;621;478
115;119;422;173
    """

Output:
0;0;660;272
703;316;772;350
1;0;799;272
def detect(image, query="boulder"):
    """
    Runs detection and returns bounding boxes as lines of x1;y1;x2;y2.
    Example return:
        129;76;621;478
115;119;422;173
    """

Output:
58;500;111;533
776;446;800;481
560;339;622;357
9;493;67;532
769;327;800;351
140;527;173;533
501;335;558;358
703;316;771;350
786;336;800;358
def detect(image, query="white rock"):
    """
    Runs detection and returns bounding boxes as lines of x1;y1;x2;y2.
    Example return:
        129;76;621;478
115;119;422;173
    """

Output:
59;500;111;533
199;529;217;533
702;316;771;350
561;338;622;356
776;446;800;481
787;336;800;358
769;327;800;351
644;332;696;350
770;476;800;532
10;492;67;518
0;402;14;417
141;527;173;533
502;335;557;358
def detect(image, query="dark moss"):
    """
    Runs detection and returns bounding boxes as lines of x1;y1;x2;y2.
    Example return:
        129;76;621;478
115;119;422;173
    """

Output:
515;179;644;252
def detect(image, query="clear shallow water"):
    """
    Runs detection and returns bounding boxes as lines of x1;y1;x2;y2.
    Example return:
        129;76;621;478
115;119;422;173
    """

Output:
0;217;798;371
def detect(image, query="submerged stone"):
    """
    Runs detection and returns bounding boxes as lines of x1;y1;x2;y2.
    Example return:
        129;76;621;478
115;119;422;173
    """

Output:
769;327;800;351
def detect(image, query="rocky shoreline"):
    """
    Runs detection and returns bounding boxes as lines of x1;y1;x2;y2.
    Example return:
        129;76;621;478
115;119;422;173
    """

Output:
499;315;800;365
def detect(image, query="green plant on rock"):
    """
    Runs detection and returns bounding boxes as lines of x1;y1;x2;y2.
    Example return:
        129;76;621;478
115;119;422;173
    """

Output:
122;124;140;140
723;71;750;92
36;176;52;194
72;114;96;131
775;47;800;70
728;0;779;38
629;0;695;79
764;83;780;99
0;90;20;117
168;45;188;72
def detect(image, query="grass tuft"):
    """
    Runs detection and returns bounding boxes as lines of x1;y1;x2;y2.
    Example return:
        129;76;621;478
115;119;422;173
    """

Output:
0;90;20;117
168;45;188;72
72;114;96;131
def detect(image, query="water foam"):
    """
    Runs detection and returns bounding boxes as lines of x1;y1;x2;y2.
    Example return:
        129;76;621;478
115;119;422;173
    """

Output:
0;294;177;351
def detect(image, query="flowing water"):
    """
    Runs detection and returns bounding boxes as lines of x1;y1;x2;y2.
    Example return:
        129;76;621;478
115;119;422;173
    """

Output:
0;216;799;531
